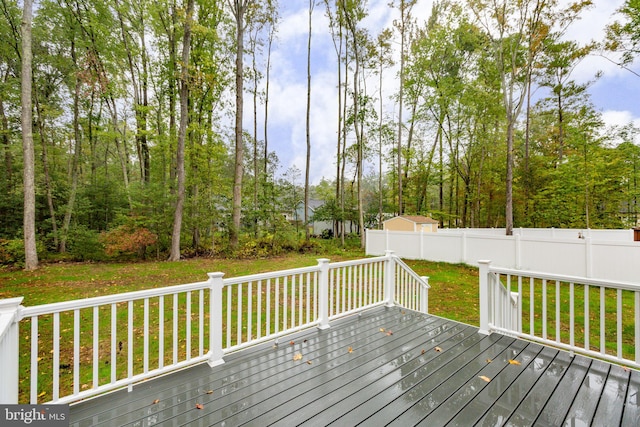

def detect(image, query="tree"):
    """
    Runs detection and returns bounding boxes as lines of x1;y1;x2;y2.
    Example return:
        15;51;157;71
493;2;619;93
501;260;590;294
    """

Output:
228;0;254;250
606;0;640;71
21;0;37;270
168;0;195;261
340;0;371;248
304;0;314;241
375;29;393;227
391;0;416;215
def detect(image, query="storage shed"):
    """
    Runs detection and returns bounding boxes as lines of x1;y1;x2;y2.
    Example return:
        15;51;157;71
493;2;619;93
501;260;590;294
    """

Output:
383;215;439;232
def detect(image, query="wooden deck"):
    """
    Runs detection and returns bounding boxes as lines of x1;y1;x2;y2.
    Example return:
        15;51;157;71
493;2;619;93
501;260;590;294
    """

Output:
69;306;640;426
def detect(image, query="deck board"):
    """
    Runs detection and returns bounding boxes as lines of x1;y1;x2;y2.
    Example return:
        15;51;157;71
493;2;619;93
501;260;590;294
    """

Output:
68;306;640;427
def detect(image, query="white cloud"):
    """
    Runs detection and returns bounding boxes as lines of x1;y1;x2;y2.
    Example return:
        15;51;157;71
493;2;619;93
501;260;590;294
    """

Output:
602;110;640;128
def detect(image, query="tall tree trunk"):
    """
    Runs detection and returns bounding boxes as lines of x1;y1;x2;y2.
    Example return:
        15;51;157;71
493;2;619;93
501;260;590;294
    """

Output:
378;49;383;228
340;50;348;246
34;93;59;251
115;0;149;183
229;0;252;250
394;0;414;216
505;117;515;235
169;0;194;261
304;0;313;241
0;71;12;192
336;25;344;241
251;28;259;238
61;49;82;254
264;25;273;181
21;0;37;270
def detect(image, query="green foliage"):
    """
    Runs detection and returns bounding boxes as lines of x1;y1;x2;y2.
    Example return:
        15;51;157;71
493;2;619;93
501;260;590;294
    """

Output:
1;0;636;268
65;225;105;262
0;239;26;267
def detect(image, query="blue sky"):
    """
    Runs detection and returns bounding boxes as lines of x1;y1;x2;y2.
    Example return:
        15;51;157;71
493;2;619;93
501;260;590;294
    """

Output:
253;0;640;185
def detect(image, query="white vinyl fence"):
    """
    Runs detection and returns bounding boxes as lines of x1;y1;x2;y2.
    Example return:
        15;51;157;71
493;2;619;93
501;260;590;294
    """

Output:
366;229;640;284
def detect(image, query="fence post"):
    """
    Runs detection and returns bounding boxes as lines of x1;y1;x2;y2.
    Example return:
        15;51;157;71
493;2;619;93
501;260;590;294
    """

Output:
384;250;396;307
385;229;389;252
515;233;522;269
478;260;491;335
420;277;429;314
317;258;331;330
207;273;225;367
0;297;23;403
461;232;467;264
585;237;593;278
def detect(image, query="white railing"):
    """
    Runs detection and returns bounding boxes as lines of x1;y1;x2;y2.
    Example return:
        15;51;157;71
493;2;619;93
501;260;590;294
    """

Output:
0;253;429;405
479;260;640;369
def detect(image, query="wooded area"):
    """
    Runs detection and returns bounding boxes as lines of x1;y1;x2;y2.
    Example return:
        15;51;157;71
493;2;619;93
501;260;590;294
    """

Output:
2;0;640;268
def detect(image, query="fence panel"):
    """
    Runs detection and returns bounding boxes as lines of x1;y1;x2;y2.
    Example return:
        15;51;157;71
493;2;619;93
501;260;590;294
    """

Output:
367;229;640;284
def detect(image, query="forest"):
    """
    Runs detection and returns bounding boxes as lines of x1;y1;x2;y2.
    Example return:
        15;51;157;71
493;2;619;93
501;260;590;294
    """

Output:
2;0;640;269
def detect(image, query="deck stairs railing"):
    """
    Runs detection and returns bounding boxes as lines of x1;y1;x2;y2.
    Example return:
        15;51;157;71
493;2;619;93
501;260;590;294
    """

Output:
479;260;640;370
0;251;428;405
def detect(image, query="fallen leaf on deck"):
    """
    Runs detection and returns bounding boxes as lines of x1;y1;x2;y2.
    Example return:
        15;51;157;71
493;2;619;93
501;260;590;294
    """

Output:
205;390;214;394
386;331;393;336
289;341;295;345
434;347;442;352
421;349;426;355
195;403;204;410
379;328;385;332
348;346;354;353
508;359;521;365
479;376;491;382
152;399;160;404
486;359;492;363
307;360;313;365
293;353;303;361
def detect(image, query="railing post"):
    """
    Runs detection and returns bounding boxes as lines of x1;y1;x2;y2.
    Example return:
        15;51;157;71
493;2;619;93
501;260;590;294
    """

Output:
207;273;225;367
478;260;491;335
384;250;396;307
317;258;330;330
420;276;429;314
0;297;23;403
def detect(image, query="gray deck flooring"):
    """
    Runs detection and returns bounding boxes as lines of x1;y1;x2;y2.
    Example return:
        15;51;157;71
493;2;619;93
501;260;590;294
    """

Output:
69;306;640;426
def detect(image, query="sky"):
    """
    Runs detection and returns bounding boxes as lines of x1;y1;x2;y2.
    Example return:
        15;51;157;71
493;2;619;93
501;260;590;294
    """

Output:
251;0;640;186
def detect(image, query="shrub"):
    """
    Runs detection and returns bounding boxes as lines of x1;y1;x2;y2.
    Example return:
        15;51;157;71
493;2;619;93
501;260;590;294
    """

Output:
0;239;25;267
101;225;158;259
66;226;105;261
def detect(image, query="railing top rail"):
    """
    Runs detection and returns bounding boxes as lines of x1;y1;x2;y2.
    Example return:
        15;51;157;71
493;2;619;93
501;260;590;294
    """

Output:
394;257;430;288
326;255;389;269
20;280;211;319
487;265;640;291
222;265;320;286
